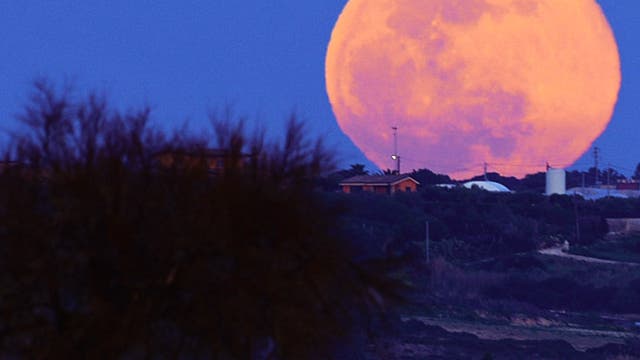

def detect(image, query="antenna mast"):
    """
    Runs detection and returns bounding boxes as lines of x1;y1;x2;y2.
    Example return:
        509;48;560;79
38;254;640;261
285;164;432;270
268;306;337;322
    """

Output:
391;126;400;174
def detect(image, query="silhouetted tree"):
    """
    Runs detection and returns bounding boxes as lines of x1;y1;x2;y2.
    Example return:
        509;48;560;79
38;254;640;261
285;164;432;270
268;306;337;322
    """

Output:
603;167;626;184
319;163;369;191
634;163;640;181
409;168;451;186
348;163;368;176
0;80;395;359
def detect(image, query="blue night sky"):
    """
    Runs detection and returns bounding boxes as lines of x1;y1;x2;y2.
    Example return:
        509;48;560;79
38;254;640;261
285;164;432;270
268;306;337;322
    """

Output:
1;1;639;176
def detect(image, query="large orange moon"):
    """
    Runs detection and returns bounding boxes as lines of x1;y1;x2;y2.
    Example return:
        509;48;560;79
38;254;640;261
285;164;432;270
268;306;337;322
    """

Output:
325;0;620;179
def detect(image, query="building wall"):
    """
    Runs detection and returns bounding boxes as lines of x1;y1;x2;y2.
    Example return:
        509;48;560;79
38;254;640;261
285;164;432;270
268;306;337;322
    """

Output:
392;179;418;193
154;152;244;174
341;179;417;194
607;218;640;234
617;182;640;190
155;153;214;170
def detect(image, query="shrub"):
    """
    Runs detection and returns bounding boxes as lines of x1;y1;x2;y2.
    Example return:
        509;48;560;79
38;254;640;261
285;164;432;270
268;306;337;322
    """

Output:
0;80;394;359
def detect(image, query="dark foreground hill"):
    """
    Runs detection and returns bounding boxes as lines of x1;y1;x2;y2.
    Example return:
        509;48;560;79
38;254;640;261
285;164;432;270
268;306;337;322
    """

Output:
367;319;640;360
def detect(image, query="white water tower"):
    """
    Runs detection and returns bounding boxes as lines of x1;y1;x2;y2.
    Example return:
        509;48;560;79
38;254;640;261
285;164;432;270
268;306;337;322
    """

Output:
546;168;566;195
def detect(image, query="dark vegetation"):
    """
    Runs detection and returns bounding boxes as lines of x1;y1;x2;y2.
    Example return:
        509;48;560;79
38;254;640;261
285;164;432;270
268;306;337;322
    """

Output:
372;253;640;358
395;250;640;318
0;80;396;359
3;80;640;358
330;186;640;263
477;255;640;313
570;235;640;263
373;319;640;359
323;158;640;357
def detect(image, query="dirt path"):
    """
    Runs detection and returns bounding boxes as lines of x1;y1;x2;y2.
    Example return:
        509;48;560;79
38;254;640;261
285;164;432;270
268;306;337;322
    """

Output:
405;316;640;351
538;246;639;266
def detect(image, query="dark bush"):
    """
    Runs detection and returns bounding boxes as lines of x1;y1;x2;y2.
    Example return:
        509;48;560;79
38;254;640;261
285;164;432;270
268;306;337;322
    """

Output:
470;254;547;272
0;81;395;359
485;276;618;312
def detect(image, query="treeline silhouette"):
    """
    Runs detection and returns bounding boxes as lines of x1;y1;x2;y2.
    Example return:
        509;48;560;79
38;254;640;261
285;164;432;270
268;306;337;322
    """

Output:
0;80;394;359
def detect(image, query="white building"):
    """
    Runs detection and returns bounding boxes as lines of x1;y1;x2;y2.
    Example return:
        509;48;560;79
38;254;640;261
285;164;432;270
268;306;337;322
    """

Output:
462;181;511;192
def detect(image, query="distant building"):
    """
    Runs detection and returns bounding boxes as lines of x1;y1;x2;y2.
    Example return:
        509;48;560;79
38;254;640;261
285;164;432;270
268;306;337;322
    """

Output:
435;183;457;189
566;187;640;200
0;161;38;179
339;174;419;194
616;182;640;191
0;161;21;173
153;149;249;175
606;218;640;235
545;168;566;195
462;180;510;192
566;179;640;199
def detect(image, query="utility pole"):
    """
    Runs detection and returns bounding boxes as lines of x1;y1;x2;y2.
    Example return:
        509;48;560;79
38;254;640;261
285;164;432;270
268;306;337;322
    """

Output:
593;146;600;186
607;163;611;197
425;220;430;263
573;197;581;244
391;126;400;174
484;162;488;181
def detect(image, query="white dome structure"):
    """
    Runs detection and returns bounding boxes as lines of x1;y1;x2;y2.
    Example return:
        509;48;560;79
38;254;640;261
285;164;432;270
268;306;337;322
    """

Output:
463;181;511;192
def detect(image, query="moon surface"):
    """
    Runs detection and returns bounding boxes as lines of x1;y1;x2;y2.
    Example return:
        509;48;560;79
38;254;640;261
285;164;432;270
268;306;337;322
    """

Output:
325;0;620;178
